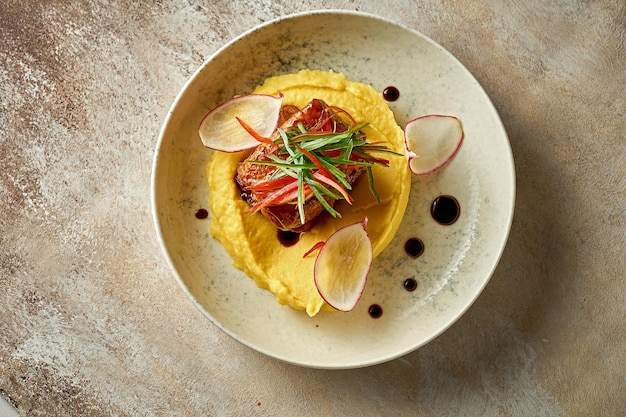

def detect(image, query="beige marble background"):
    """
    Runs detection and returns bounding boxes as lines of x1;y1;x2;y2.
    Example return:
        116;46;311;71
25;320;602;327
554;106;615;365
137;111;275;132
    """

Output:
1;1;624;416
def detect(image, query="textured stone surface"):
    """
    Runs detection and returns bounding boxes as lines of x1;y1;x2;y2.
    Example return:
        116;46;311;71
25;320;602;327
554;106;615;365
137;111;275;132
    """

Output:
0;1;624;416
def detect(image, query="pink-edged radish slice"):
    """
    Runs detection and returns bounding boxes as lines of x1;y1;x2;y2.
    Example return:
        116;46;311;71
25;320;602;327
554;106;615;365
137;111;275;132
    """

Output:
404;114;464;175
198;93;283;152
314;218;373;312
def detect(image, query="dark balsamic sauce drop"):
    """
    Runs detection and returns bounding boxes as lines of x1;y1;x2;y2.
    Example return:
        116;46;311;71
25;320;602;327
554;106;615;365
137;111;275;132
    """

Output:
277;230;301;247
195;208;209;219
382;86;400;102
404;238;424;258
431;195;460;225
368;304;383;319
403;278;418;292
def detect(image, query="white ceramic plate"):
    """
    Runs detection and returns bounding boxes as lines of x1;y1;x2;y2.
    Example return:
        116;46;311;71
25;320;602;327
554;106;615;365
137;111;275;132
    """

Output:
151;10;515;369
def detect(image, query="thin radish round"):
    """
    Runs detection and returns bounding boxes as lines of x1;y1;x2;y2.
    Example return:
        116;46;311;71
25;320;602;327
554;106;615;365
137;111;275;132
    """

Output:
198;93;283;152
314;218;372;312
404;114;464;175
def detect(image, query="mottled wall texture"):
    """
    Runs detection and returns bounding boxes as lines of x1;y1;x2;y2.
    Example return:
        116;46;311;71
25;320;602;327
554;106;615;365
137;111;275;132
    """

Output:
1;1;624;416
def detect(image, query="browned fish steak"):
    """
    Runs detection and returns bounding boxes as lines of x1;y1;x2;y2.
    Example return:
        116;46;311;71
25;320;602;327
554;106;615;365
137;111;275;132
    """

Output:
235;99;365;232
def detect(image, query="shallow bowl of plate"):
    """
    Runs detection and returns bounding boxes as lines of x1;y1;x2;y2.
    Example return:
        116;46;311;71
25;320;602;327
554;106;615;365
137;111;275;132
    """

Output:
151;10;515;369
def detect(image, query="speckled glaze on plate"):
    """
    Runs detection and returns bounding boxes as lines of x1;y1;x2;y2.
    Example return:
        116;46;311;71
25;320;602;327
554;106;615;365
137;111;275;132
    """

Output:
151;10;515;369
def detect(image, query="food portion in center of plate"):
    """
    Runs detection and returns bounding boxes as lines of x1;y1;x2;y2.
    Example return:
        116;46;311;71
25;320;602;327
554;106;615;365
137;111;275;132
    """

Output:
236;98;374;233
203;70;412;316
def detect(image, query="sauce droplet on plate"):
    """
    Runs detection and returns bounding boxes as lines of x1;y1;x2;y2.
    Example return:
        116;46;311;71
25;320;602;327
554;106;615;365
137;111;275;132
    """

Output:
368;304;383;318
403;278;418;292
404;238;424;258
382;86;400;102
431;195;460;225
195;208;209;219
277;230;301;247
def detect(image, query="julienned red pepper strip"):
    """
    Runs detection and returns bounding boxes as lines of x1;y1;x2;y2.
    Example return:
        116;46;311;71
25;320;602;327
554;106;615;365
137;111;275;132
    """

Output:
246;175;297;192
271;186;313;208
312;171;353;203
244;181;312;214
324;149;342;157
302;241;326;258
244;180;299;213
296;146;335;180
236;117;274;144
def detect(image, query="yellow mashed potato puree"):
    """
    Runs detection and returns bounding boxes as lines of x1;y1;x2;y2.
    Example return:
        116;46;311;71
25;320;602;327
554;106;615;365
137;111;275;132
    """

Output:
207;70;411;316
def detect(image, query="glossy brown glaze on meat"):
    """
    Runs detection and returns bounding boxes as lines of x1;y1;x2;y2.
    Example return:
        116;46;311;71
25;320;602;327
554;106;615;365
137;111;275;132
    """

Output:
235;99;365;232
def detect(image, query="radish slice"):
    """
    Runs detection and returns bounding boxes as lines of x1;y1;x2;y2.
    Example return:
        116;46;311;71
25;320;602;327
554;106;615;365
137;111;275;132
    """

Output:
404;114;464;175
198;93;283;152
314;218;372;312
